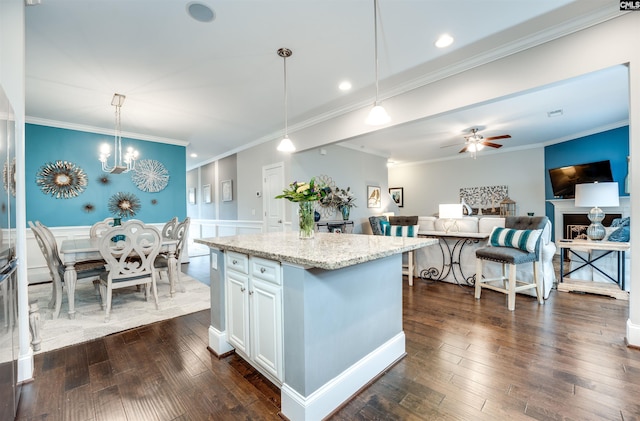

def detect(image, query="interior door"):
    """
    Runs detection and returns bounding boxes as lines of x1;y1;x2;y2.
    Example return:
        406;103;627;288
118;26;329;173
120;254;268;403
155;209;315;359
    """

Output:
263;163;285;232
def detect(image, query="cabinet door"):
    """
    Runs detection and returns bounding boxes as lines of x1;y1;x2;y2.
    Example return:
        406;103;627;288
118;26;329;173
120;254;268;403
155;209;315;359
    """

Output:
250;278;283;381
226;270;250;355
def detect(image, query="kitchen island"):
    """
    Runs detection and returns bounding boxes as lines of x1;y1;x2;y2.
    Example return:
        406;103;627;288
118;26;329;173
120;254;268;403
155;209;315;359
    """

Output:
195;232;437;421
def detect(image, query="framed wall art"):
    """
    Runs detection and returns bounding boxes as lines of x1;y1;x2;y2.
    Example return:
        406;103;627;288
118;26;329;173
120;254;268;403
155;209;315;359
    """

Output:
389;187;403;207
367;185;381;208
222;179;233;202
188;187;196;205
203;184;212;203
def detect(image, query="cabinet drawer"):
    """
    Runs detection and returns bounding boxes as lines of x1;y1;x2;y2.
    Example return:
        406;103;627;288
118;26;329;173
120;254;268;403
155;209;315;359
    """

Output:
226;251;249;274
251;257;281;285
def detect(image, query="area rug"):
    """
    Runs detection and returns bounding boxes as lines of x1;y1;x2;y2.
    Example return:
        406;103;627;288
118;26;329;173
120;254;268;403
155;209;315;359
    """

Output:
29;273;210;354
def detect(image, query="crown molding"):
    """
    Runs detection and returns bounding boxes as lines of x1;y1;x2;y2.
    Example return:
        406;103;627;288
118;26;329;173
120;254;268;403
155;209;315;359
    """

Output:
26;116;190;147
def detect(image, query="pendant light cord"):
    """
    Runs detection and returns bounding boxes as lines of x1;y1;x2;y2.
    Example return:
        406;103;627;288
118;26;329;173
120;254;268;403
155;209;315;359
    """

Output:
284;53;288;137
374;0;380;105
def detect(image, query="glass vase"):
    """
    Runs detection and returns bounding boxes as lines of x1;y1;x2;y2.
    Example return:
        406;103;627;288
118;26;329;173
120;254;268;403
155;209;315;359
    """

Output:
341;206;350;221
298;201;315;239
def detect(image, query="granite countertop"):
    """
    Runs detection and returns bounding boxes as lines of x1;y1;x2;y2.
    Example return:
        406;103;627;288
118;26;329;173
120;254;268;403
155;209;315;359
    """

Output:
195;232;438;270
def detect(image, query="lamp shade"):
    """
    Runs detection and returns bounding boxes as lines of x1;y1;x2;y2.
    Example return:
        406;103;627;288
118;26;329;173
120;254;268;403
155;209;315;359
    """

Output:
574;182;619;207
439;203;463;219
277;135;296;152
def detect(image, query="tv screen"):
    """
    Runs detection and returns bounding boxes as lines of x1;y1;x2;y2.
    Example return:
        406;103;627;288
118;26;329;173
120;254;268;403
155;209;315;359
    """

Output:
548;160;614;199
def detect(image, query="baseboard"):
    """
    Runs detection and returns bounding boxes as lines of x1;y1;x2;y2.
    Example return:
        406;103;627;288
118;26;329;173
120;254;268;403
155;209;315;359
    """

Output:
208;325;235;356
17;349;34;383
280;332;405;421
626;318;640;347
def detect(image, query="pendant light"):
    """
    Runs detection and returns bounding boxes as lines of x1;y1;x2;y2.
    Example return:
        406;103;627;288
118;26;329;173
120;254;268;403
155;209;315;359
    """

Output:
365;0;390;126
99;93;139;173
276;48;296;152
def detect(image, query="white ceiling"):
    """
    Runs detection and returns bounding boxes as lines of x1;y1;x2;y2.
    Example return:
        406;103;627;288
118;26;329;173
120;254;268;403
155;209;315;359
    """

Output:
24;1;627;169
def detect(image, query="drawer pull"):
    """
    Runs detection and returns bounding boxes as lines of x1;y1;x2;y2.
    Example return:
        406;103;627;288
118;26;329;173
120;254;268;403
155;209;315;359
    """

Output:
232;259;238;265
240;287;245;292
249;290;254;295
260;267;266;273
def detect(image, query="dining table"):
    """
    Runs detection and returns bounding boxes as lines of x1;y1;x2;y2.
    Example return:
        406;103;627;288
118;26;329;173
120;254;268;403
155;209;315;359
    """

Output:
60;236;179;319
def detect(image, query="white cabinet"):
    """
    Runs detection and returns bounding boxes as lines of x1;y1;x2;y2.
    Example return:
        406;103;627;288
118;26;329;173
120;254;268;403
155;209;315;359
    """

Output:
225;251;283;383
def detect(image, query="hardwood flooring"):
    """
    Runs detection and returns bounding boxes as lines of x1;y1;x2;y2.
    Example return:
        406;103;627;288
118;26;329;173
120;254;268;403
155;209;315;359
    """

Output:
17;257;640;420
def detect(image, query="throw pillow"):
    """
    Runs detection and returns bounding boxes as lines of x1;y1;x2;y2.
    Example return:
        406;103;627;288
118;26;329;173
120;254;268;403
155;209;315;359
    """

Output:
608;225;630;242
488;226;542;253
379;220;390;235
384;224;419;238
611;217;630;228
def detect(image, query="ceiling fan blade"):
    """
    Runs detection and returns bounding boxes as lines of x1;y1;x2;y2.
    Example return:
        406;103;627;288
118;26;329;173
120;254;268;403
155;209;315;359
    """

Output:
482;141;503;149
484;134;511;141
440;141;464;149
459;145;469;153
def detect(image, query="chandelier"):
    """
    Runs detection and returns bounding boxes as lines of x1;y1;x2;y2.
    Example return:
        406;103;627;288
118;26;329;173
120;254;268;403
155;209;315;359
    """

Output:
99;93;139;174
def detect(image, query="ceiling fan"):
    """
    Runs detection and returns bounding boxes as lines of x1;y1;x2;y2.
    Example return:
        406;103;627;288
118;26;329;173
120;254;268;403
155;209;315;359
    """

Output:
459;128;511;154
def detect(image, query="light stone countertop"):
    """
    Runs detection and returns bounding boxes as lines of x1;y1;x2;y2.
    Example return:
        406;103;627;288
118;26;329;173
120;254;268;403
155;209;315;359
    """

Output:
195;232;438;270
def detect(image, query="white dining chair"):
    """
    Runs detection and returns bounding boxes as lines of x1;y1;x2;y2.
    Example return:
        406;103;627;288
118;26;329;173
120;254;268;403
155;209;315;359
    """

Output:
97;220;162;322
29;221;105;318
155;217;190;287
90;217;116;238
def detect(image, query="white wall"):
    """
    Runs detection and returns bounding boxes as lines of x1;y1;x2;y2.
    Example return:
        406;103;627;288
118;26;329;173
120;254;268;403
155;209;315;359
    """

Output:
389;147;545;217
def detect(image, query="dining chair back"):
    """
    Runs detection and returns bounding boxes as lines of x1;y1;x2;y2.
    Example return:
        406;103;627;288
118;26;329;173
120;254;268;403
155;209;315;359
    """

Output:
155;217;190;288
97;220;162;322
161;216;179;240
90;217;116;238
29;221;105;318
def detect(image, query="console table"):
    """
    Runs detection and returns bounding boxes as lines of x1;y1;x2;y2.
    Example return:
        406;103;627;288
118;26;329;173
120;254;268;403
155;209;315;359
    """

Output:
557;239;630;299
315;220;354;233
418;231;489;286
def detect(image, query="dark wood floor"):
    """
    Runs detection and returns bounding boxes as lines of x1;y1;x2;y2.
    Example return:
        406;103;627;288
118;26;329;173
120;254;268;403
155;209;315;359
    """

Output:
17;257;640;420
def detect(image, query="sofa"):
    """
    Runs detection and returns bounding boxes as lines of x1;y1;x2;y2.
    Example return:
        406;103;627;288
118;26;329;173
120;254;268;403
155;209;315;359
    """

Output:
414;216;557;299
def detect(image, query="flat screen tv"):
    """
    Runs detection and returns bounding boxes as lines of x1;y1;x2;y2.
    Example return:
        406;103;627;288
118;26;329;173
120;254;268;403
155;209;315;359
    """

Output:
548;160;614;199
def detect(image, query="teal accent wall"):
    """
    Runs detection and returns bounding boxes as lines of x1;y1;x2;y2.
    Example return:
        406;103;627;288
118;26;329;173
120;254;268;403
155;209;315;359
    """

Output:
26;124;186;227
544;125;629;236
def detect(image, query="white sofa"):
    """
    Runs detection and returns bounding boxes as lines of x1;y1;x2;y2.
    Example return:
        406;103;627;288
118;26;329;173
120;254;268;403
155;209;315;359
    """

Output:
414;216;556;299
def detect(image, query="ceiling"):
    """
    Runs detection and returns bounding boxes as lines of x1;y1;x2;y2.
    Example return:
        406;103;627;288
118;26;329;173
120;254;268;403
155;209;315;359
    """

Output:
24;1;627;170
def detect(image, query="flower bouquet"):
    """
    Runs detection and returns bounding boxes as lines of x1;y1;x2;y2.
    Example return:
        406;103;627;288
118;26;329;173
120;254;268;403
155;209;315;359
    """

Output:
276;178;328;238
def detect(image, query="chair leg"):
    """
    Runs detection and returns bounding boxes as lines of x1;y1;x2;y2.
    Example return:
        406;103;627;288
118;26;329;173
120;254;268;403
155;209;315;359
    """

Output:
151;275;159;310
475;258;483;299
52;276;63;319
104;282;113;322
508;264;517;311
408;251;414;287
534;261;543;304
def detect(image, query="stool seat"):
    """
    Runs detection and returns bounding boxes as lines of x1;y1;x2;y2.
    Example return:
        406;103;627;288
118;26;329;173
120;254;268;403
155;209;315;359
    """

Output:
475;247;537;265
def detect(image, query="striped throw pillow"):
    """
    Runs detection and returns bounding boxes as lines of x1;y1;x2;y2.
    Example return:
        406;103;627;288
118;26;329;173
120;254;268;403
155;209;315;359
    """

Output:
384;224;419;238
489;227;542;253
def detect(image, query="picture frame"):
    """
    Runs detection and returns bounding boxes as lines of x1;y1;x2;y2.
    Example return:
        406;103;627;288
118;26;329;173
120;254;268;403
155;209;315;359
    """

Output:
367;185;381;208
221;179;233;202
389;187;404;207
203;184;212;203
188;187;196;205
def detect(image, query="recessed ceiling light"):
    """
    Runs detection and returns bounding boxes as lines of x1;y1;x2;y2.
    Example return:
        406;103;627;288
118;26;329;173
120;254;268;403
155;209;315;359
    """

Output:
338;81;352;91
187;2;215;23
190;153;198;158
435;34;454;48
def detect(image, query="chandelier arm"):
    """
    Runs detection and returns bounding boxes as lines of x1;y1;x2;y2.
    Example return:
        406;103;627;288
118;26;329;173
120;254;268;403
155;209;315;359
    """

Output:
374;0;379;105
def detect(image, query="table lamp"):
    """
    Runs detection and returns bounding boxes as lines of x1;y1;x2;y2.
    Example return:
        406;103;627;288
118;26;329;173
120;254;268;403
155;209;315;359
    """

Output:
574;182;619;241
439;203;463;233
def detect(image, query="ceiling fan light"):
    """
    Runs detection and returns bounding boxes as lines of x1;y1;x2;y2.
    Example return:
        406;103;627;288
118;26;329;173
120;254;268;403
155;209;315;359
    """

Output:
366;104;391;126
277;135;296;152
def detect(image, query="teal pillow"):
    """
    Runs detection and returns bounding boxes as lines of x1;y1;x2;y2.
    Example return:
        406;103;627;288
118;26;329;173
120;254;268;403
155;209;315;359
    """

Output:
489;226;541;253
379;220;390;235
384;224;419;238
608;225;629;242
